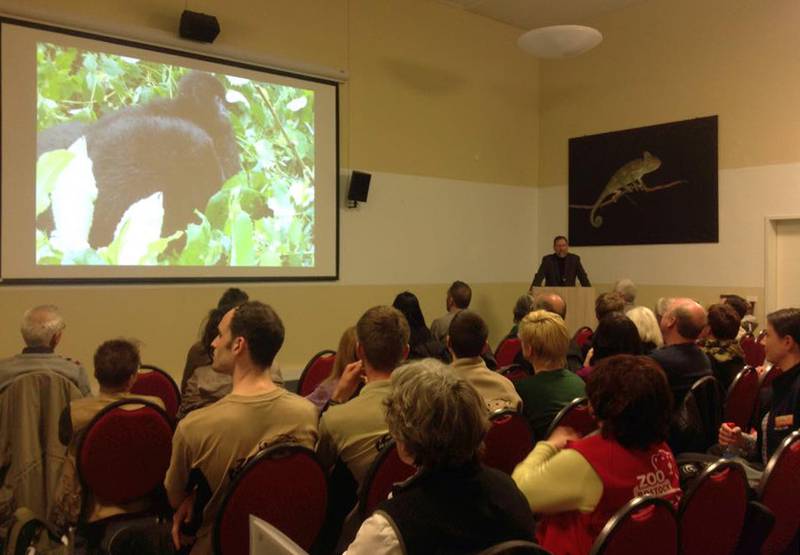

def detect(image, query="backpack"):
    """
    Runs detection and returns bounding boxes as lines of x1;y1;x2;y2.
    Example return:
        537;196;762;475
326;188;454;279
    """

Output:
2;508;69;555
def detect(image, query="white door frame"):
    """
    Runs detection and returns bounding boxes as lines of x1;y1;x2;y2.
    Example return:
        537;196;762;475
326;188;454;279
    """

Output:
764;215;800;314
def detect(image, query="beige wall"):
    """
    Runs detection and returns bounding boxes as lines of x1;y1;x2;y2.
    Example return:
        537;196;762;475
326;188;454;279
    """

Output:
537;0;800;324
0;0;540;385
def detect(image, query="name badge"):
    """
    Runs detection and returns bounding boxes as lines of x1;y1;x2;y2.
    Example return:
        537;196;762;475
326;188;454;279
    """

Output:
774;414;794;430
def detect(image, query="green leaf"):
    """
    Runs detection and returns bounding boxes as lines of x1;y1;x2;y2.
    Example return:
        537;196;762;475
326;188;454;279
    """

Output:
36;149;74;216
205;190;231;229
230;211;255;266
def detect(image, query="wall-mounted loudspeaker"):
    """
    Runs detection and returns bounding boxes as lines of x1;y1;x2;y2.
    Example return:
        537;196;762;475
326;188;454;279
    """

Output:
179;10;220;43
347;171;371;207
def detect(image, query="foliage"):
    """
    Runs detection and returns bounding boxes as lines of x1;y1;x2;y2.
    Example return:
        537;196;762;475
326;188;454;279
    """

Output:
35;42;316;267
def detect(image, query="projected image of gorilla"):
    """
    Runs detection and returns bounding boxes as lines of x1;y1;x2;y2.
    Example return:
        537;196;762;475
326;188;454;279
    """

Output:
35;43;316;268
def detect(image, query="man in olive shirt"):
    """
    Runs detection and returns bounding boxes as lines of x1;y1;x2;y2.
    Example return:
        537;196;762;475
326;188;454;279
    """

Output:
165;302;318;555
514;310;586;440
316;305;410;488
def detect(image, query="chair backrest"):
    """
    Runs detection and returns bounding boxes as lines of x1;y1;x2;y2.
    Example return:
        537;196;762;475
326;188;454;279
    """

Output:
681;376;723;452
678;459;748;555
756;431;800;555
740;334;766;367
499;364;531;383
544;397;598;440
723;366;760;429
359;438;416;519
131;364;181;420
474;540;552;555
214;444;327;555
574;327;594;347
495;338;522;368
249;515;307;555
77;399;173;507
589;496;678;555
296;350;336;397
483;411;534;475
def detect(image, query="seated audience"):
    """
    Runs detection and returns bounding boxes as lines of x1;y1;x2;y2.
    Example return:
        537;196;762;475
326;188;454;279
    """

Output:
722;294;753;338
595;292;625;322
447;311;522;412
513;355;681;555
654;297;673;326
0;305;90;395
506;294;534;339
180;287;249;392
626;306;663;354
530;293;582;372
718;308;800;466
649;298;712;406
393;291;450;362
165;301;318;554
345;359;536;555
698;303;745;391
305;326;359;411
430;281;471;343
514;310;586;440
613;278;637;312
52;339;165;530
317;306;410;488
578;313;642;380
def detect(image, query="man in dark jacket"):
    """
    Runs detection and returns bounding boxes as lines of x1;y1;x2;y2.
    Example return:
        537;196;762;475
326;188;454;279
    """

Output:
530;236;591;288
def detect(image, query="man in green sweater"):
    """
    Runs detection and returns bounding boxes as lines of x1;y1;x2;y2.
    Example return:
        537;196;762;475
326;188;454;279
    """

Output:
514;310;586;440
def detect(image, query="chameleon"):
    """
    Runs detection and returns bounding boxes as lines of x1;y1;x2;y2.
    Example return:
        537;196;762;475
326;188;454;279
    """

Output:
589;151;662;228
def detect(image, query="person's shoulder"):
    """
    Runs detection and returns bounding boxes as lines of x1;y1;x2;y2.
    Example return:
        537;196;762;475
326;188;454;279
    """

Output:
274;389;318;416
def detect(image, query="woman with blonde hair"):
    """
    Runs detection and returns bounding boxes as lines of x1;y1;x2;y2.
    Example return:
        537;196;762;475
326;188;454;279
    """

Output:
626;306;663;354
306;326;358;410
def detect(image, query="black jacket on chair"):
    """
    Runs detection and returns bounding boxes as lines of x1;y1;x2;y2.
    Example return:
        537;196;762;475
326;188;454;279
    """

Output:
530;253;591;287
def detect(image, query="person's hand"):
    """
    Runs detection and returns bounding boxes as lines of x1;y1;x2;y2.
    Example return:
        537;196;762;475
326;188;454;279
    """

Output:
330;360;364;403
718;422;743;448
171;491;197;550
546;426;580;450
583;348;594;368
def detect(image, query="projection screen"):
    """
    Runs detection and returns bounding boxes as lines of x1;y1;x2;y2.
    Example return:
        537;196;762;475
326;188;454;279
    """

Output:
1;19;339;283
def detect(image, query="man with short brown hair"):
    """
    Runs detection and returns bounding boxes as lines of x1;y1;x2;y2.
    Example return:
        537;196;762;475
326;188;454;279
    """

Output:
430;281;472;343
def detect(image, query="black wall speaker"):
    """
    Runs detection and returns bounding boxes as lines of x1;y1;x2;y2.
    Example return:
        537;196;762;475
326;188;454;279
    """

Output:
179;10;220;43
347;171;371;205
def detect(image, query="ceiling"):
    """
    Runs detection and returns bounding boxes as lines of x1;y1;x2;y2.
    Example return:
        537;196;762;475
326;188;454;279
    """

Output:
439;0;649;29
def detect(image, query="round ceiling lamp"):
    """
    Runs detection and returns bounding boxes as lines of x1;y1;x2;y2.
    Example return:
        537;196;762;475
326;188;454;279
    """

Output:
517;25;603;59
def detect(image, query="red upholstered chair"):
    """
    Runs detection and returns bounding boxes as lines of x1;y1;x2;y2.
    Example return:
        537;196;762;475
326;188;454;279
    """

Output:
723;366;760;430
740;334;766;367
754;431;800;555
499;364;531;383
589;496;678;555
359;439;416;519
130;364;181;421
678;459;748;555
483;410;534;475
495;338;522;368
545;397;598;440
296;350;336;397
213;444;327;555
573;327;594;348
77;399;173;518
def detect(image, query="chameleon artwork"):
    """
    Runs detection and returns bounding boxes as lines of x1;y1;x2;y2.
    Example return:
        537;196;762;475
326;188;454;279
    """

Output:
589;151;662;228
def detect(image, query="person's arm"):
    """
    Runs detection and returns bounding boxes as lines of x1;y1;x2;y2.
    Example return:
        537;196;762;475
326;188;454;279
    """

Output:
344;512;403;555
531;257;547;289
576;256;591;287
512;439;602;514
315;414;338;475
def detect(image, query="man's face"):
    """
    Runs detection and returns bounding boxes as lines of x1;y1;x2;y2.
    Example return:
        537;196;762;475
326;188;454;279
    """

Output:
554;239;569;257
211;308;238;374
764;323;792;366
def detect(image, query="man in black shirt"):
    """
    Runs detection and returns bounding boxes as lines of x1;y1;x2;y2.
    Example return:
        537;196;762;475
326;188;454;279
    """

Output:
530;236;591;288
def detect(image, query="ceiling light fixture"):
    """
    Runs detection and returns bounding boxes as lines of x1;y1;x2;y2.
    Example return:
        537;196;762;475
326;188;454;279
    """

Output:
517;25;603;59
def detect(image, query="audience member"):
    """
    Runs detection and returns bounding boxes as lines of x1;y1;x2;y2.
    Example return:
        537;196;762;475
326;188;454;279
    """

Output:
649;298;712;406
718;308;800;466
578;313;642;380
305;326;359;411
393;291;450;362
165;301;317;554
345;359;536;554
514;310;586;440
723;294;754;339
52;339;164;531
0;305;90;395
614;278;637;311
654;297;673;326
594;292;625;322
430;281;471;343
513;355;680;554
447;311;522;412
626;306;664;354
506;294;534;339
698;303;745;391
180;288;250;392
317;306;410;488
531;292;582;372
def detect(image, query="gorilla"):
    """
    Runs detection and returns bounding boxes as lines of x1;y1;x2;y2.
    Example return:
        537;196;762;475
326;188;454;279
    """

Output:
38;71;241;249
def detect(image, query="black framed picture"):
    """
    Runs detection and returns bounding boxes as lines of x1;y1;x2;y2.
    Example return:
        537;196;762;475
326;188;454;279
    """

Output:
568;116;718;246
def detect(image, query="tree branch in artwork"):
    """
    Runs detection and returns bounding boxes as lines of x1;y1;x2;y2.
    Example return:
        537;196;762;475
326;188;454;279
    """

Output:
569;180;687;227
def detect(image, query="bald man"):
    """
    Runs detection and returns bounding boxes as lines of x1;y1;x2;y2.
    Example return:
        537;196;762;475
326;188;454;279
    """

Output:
649;298;712;405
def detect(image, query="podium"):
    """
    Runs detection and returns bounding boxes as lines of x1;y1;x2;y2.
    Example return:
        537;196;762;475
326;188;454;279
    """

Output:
531;287;596;334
